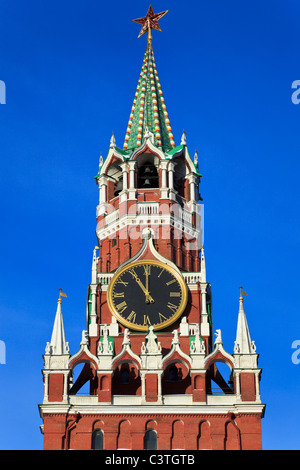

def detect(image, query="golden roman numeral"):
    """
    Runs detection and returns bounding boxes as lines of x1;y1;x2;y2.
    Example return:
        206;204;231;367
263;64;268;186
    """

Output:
117;279;128;287
144;265;151;275
113;292;125;298
129;268;137;277
170;292;180;297
158;312;167;322
167;302;178;313
116;301;127;314
143;315;151;326
166;279;176;286
158;268;164;278
127;310;136;323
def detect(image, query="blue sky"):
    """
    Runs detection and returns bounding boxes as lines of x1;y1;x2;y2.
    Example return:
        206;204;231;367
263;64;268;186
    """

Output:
0;0;300;450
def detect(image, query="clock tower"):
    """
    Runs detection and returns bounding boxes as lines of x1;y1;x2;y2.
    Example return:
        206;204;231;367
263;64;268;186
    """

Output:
39;6;265;450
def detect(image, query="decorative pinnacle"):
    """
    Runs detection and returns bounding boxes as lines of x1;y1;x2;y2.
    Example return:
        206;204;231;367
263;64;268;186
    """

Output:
132;5;168;46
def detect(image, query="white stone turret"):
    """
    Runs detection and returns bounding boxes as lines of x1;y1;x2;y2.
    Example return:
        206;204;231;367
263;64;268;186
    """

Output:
47;296;69;356
233;293;261;403
43;295;70;403
234;295;253;354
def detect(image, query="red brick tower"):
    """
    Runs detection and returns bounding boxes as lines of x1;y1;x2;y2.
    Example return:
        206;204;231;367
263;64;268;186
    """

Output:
39;6;265;450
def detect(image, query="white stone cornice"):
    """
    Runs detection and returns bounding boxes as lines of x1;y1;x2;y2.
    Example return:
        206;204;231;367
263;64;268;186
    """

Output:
38;401;266;417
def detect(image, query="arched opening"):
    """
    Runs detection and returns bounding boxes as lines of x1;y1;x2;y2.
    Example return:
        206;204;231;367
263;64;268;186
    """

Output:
91;429;104;450
173;157;187;199
112;362;141;395
136;153;159;189
69;359;98;395
144;429;157;450
69;362;97;395
106;161;123;197
162;361;191;395
207;361;233;395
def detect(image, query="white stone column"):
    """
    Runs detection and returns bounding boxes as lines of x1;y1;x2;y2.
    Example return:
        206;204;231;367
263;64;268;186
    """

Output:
128;161;136;200
89;284;98;337
119;162;128;203
160;161;168;199
255;370;261;402
168;162;177;201
200;282;210;337
43;371;49;403
122;163;128;190
98;175;108;205
141;371;146;403
235;371;241;402
63;372;69;402
157;371;163;404
187;173;197;202
168;162;174;190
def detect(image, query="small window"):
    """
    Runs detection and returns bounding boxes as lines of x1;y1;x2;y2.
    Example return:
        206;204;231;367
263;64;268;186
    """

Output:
112;238;117;247
144;429;157;450
91;429;104;450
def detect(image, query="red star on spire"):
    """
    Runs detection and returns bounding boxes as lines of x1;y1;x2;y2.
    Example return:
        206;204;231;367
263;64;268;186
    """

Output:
133;4;168;39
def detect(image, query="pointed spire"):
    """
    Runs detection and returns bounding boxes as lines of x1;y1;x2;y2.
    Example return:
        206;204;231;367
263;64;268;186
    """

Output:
234;290;253;354
49;293;69;355
124;13;175;152
91;246;98;284
110;131;116;149
194;150;198;167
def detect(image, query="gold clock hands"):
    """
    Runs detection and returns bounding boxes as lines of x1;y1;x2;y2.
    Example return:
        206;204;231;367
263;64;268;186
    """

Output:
144;265;154;304
129;268;154;303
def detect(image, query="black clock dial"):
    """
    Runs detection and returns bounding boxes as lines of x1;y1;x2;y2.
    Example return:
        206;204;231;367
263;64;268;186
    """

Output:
107;260;187;331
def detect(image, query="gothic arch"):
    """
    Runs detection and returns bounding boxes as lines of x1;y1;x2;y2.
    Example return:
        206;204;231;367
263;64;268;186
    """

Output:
162;359;191;395
197;420;212;450
224;419;241;450
145;419;158;431
112;361;141;396
117;419;132;450
92;419;105;431
171;419;185;450
204;350;234;372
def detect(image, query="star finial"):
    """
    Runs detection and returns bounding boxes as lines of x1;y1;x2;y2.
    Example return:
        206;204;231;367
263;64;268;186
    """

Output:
132;5;168;45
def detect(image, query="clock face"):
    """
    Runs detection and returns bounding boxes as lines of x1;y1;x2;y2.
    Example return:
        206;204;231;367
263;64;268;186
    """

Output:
107;260;188;331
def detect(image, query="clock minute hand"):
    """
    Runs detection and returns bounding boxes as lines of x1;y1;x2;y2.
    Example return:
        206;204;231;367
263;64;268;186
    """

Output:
144;265;154;304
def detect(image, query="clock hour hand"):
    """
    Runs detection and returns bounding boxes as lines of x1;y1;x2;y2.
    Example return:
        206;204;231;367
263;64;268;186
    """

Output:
129;269;155;303
144;265;154;304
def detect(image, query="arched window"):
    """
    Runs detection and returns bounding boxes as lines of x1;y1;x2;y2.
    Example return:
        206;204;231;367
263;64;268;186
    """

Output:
136;153;159;188
91;429;104;450
144;429;157;450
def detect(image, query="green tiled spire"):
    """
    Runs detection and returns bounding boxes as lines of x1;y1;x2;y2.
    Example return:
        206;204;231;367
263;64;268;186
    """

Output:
123;41;175;152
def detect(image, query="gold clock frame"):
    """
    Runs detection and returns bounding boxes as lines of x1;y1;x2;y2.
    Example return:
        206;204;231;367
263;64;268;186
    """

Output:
107;259;188;331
